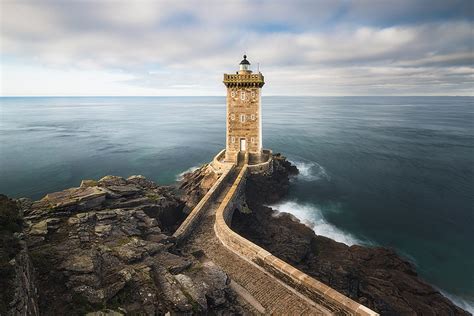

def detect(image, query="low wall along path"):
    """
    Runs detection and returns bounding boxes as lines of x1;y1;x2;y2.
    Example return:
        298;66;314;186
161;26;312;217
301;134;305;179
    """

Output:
175;152;378;315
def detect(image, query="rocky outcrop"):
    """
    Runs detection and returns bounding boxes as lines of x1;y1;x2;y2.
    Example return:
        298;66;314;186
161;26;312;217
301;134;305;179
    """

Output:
3;154;469;315
232;154;469;316
179;164;219;212
245;153;298;205
8;241;40;316
0;195;40;316
16;175;246;315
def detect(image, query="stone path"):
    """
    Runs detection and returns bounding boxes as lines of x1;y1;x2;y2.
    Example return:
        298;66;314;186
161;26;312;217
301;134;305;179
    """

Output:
182;165;329;315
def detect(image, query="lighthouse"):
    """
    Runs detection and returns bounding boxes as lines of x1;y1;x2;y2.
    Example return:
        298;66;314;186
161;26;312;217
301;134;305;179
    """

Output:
223;55;265;163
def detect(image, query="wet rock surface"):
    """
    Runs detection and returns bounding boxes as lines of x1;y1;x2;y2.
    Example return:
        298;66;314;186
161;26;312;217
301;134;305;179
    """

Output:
232;154;469;315
15;175;245;315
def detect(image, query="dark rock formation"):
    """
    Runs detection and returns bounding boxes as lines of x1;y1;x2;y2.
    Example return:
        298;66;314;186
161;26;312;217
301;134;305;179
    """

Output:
232;154;469;316
246;153;298;205
10;175;246;315
2;155;469;315
1;194;40;316
179;164;219;212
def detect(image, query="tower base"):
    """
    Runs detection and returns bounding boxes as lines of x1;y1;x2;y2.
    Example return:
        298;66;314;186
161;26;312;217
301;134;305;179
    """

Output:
215;149;273;175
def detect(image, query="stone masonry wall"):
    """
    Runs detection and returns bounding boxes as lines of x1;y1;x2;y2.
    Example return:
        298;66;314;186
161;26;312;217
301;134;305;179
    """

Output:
213;165;378;316
225;83;262;162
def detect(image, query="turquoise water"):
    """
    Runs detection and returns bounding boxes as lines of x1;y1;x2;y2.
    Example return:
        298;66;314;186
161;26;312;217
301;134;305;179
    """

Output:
1;96;473;310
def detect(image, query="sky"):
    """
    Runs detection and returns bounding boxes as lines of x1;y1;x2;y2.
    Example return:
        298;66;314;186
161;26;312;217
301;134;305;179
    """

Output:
0;0;473;96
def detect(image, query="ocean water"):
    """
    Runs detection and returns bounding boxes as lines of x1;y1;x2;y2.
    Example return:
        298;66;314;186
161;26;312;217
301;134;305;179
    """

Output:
1;96;473;311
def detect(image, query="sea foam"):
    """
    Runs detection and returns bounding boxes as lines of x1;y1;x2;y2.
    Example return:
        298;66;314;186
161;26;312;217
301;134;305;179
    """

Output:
175;165;200;181
441;291;474;314
291;160;330;181
270;200;360;246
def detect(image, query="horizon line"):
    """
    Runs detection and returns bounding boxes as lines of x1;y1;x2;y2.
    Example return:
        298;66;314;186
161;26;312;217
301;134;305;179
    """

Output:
1;95;473;98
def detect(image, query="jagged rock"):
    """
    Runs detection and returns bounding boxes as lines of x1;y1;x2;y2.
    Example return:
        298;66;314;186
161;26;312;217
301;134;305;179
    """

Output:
244;153;295;205
106;185;141;197
113;239;147;263
94;224;112;237
4;171;261;314
155;252;193;274
127;175;158;189
32;186;106;212
62;254;95;273
17;197;33;213
81;179;98;188
29;220;48;235
112;197;151;208
197;261;229;308
86;310;124;316
73;285;107;304
232;154;469;316
98;175;128;187
28;217;61;235
95;211;117;221
153;267;193;312
179;164;219;212
174;273;208;310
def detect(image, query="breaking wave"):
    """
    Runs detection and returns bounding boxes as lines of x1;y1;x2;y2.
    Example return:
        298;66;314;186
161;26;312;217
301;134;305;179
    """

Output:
270;200;361;246
175;165;200;181
291;160;330;181
441;291;474;314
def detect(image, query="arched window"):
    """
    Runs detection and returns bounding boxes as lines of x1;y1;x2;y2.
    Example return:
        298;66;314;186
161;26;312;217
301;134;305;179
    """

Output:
240;114;245;123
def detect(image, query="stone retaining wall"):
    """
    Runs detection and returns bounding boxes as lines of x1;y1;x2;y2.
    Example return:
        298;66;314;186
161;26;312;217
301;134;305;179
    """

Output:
209;149;229;175
214;165;378;316
247;149;273;175
212;149;273;175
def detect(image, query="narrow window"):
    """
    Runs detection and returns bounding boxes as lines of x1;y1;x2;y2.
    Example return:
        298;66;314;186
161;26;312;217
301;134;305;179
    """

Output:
251;91;255;98
230;113;235;120
251;137;255;143
231;91;236;98
231;136;235;143
240;114;245;123
241;91;246;101
251;114;255;120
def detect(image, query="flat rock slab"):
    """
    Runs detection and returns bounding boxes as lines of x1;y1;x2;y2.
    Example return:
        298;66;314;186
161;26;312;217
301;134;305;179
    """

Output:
33;186;107;211
106;185;141;196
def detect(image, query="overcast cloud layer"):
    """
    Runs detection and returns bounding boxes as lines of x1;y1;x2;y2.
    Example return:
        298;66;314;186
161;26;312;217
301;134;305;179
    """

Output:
1;0;473;96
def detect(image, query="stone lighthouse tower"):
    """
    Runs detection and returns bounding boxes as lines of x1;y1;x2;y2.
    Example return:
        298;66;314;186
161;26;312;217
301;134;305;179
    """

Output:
223;55;265;163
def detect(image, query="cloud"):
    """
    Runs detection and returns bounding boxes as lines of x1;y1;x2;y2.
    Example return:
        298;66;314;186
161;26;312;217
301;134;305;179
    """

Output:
1;0;473;95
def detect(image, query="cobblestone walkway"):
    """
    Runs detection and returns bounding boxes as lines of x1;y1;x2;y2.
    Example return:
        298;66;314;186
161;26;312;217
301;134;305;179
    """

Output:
183;166;329;315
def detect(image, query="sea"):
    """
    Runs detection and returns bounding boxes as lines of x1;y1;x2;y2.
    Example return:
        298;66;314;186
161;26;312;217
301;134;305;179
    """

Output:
0;96;473;312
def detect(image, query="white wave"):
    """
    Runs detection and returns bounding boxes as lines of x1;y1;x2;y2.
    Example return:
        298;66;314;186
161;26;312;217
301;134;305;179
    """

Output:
440;291;474;314
291;160;330;181
175;165;200;181
270;201;361;246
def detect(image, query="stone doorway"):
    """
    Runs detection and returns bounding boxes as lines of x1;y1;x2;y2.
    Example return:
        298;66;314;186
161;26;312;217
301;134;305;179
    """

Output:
240;138;246;151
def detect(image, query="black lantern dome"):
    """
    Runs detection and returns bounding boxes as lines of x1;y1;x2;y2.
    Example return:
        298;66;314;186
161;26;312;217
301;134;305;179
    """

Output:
239;55;250;65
